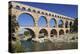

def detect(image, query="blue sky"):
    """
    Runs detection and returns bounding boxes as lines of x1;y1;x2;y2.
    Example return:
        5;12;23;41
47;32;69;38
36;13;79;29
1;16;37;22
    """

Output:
18;13;34;27
38;16;47;27
16;1;78;27
16;1;78;18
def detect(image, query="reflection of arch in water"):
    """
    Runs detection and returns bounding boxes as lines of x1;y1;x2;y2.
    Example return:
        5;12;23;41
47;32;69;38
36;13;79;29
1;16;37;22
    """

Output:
50;29;57;37
49;18;57;27
24;28;35;38
59;29;64;35
17;13;35;27
58;19;64;28
38;16;48;27
39;29;48;38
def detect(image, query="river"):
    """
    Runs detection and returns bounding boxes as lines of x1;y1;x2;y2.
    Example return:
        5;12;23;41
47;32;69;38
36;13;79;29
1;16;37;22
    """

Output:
20;40;78;52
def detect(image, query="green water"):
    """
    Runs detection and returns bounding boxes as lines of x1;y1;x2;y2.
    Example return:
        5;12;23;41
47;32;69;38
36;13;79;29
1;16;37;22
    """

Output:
20;40;78;52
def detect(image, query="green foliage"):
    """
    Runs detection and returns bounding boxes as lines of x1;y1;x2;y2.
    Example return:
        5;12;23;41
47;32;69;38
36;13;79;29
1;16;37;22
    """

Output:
24;31;30;36
11;41;26;53
70;18;78;33
73;18;78;32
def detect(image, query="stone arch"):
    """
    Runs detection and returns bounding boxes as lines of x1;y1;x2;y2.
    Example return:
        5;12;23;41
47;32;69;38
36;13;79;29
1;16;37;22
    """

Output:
65;21;68;28
49;13;51;16
17;13;35;27
50;29;57;37
52;14;54;17
33;9;36;13
66;30;69;33
38;16;48;27
70;21;72;27
12;15;16;20
39;29;48;38
69;21;73;32
45;13;48;15
58;16;60;18
41;12;44;14
58;19;64;28
24;28;36;38
22;7;26;11
16;5;20;10
49;18;57;27
37;11;40;13
59;29;64;35
55;15;57;17
27;8;31;12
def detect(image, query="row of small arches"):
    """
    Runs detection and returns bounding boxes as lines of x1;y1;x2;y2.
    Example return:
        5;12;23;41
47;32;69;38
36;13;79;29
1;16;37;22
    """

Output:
10;4;69;19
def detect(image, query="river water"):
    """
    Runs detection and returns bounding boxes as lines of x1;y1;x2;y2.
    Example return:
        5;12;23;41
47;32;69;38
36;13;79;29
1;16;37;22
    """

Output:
20;40;78;52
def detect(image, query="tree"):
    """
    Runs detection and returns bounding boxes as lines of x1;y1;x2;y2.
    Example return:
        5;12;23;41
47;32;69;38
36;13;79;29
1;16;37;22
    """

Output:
24;31;30;36
70;18;78;33
73;18;78;32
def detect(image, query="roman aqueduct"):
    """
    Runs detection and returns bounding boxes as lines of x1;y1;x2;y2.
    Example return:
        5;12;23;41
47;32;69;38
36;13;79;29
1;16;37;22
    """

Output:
10;2;74;41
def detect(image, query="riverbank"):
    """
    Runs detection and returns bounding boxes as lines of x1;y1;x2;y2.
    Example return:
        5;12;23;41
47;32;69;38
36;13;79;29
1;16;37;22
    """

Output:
10;33;78;53
19;40;78;52
36;33;78;43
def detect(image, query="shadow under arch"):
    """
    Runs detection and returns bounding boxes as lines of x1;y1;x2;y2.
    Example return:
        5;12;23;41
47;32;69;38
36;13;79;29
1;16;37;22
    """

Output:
66;30;69;33
69;21;73;32
16;5;20;10
59;29;64;35
65;21;68;28
50;29;57;37
39;29;48;38
17;13;35;27
24;28;36;38
70;21;72;27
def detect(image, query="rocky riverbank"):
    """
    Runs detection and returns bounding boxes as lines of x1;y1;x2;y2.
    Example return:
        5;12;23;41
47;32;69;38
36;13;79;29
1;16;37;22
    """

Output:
32;33;78;43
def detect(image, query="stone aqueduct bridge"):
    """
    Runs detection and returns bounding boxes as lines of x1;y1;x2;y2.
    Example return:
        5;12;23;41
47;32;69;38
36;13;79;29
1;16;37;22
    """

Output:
11;2;74;40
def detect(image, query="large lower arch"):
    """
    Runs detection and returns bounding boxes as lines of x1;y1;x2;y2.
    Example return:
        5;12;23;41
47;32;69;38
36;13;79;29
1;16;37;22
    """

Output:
58;19;64;28
38;16;48;27
39;29;48;38
17;13;35;27
17;28;35;40
50;29;57;37
59;29;64;35
49;18;57;27
24;28;36;38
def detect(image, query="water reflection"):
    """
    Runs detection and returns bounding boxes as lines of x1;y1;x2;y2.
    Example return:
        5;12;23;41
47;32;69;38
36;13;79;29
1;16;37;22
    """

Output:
20;40;78;52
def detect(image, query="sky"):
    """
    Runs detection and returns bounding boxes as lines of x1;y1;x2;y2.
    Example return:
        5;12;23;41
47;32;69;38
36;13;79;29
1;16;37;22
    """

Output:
16;1;78;18
16;1;78;27
18;13;34;27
